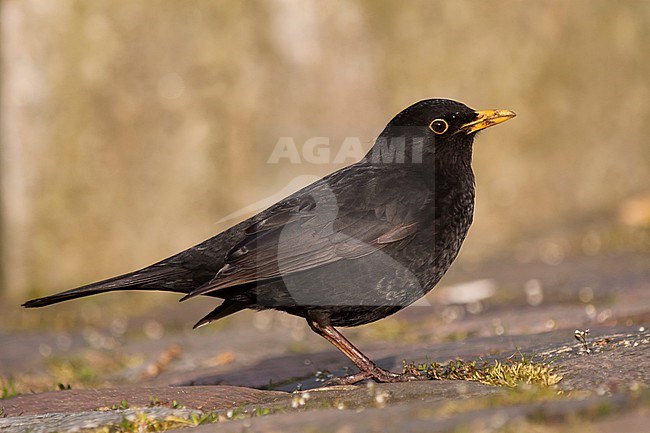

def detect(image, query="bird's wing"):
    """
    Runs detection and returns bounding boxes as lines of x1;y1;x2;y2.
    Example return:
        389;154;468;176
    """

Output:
183;165;432;299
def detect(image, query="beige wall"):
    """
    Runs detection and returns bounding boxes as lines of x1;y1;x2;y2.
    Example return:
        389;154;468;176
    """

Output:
1;0;649;298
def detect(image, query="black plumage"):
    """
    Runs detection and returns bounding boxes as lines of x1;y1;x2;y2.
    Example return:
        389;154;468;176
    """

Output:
23;99;515;384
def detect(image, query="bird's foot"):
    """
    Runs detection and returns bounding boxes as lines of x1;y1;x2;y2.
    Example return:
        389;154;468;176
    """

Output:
326;365;423;385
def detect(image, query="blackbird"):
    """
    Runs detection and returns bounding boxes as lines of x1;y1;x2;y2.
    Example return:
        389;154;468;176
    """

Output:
23;99;515;384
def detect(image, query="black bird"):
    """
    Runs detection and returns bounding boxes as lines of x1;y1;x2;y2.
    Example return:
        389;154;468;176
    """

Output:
23;99;515;384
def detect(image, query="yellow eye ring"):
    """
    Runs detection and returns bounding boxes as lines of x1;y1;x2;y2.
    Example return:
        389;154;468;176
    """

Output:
429;119;449;135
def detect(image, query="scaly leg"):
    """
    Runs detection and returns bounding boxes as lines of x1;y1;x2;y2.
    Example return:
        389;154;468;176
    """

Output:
307;316;421;385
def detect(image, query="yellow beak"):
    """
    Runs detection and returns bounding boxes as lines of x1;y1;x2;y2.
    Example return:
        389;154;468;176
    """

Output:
458;109;516;134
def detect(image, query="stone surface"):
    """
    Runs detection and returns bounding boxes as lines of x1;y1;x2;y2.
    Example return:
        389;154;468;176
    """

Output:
162;392;649;433
0;408;201;433
0;386;288;417
1;253;648;432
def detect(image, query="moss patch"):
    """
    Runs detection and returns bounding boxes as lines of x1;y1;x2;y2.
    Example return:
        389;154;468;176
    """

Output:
0;377;17;400
403;353;562;388
89;410;219;433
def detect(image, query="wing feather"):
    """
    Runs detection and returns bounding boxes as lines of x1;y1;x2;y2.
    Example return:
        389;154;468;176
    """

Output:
183;165;431;300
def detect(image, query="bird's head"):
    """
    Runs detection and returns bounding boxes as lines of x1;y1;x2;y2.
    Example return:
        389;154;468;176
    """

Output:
367;99;515;165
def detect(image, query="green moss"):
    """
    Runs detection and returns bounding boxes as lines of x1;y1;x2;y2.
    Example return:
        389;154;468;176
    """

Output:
403;353;562;388
0;377;17;400
89;410;219;433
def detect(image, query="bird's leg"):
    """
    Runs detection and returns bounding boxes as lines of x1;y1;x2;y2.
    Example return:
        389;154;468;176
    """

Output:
307;316;420;385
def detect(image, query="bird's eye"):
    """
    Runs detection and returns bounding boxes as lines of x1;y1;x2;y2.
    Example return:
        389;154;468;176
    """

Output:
429;119;449;135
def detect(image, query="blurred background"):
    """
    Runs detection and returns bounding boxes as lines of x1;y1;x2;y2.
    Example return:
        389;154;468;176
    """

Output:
1;0;649;303
1;0;650;400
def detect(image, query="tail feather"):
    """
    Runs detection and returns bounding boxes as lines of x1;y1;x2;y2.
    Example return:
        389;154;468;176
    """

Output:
22;266;191;308
193;300;248;329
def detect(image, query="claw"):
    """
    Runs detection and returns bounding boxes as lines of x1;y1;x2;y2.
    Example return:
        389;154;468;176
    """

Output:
326;366;424;385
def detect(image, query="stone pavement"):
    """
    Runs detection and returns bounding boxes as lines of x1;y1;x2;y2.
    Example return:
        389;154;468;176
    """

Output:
1;252;648;432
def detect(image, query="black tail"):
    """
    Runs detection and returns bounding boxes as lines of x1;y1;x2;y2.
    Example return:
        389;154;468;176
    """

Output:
22;265;192;308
